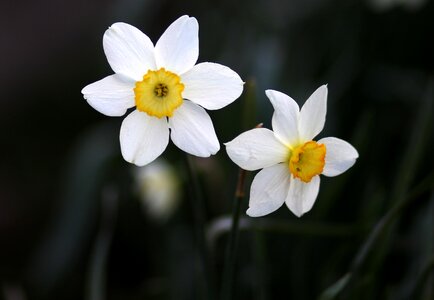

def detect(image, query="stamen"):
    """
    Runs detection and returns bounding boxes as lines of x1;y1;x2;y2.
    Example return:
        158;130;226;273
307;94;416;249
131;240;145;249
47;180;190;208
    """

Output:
154;83;169;97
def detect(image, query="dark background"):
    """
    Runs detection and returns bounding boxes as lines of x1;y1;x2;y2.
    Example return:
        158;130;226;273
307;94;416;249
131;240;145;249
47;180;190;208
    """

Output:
0;0;433;299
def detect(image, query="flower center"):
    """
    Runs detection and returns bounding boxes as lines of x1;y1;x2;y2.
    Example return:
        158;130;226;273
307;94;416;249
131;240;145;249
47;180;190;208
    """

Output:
134;68;185;118
154;83;169;97
289;141;326;183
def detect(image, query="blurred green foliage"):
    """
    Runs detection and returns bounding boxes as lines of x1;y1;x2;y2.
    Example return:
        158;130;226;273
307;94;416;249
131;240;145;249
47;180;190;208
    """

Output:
0;0;433;299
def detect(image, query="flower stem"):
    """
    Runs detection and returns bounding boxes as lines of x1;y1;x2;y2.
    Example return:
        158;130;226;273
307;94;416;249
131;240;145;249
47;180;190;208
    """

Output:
184;154;214;300
221;167;247;300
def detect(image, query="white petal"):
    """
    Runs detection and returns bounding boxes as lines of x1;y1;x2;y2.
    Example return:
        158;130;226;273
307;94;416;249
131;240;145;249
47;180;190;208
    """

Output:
285;176;320;217
299;85;328;141
265;90;300;146
103;22;156;81
169;101;219;157
318;137;358;177
181;63;244;110
246;164;290;217
155;15;199;75
225;128;289;171
120;110;169;166
81;74;135;117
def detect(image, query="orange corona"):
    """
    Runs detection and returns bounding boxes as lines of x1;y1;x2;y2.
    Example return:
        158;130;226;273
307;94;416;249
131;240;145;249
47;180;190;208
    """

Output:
289;141;326;183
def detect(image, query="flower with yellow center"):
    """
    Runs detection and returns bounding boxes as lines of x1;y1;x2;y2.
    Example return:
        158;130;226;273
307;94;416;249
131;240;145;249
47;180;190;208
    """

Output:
225;85;359;217
81;16;244;166
134;68;185;118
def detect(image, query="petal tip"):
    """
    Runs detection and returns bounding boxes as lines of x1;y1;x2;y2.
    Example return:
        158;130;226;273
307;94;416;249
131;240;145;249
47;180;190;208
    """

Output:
106;22;128;32
246;208;261;217
264;89;276;97
81;82;94;95
318;84;328;94
288;206;305;218
176;15;198;27
210;145;220;156
178;15;190;20
188;16;198;25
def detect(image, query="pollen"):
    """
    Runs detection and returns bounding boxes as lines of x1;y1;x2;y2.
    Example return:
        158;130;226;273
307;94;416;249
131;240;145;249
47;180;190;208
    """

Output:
134;68;185;118
289;141;326;183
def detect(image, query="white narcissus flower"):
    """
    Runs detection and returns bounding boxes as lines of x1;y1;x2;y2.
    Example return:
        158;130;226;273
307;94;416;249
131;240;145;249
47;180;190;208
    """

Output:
225;85;359;217
82;16;243;166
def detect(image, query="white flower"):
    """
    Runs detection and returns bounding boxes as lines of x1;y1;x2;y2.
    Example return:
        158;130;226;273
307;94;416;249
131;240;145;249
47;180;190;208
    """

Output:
82;16;243;166
134;159;181;222
225;85;358;217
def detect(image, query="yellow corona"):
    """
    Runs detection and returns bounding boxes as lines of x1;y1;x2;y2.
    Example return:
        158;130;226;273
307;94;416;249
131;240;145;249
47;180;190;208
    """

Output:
134;68;185;118
289;141;326;183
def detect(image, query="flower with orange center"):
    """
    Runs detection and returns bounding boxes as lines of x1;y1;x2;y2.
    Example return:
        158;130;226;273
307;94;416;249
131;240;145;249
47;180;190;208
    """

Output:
289;141;326;183
82;16;244;166
226;85;358;217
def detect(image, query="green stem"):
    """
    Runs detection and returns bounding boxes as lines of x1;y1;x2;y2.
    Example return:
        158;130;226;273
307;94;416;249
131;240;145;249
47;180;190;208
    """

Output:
221;168;247;300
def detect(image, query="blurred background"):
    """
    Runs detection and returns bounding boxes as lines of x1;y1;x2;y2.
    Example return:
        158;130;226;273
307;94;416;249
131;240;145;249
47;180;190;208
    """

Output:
0;0;433;299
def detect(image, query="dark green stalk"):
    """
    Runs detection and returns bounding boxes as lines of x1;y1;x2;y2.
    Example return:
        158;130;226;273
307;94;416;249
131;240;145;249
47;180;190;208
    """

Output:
220;168;247;300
